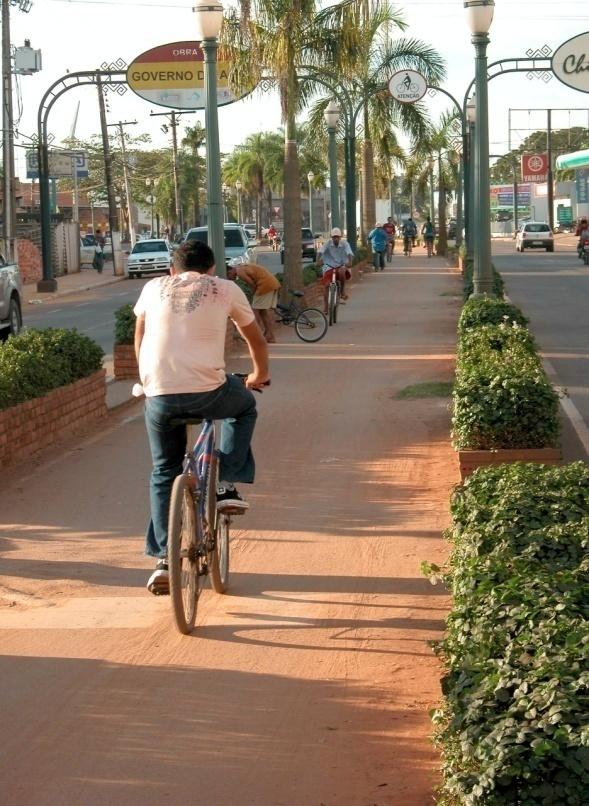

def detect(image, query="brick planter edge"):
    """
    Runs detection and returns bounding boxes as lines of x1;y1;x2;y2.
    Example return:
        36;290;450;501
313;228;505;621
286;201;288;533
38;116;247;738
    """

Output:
458;447;563;481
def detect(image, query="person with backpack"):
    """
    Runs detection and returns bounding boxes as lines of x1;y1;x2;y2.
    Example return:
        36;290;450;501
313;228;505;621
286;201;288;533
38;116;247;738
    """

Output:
402;218;417;256
421;217;435;258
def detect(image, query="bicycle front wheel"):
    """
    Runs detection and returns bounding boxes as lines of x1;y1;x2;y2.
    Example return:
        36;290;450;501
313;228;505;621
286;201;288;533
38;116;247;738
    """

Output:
294;307;328;342
211;512;230;593
168;473;200;634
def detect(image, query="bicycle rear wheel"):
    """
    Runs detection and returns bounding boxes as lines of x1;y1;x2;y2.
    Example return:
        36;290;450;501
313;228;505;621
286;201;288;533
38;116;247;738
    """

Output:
294;307;328;342
168;473;200;634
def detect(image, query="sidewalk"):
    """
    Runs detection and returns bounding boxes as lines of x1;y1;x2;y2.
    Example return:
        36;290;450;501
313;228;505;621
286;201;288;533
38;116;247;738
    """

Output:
23;265;126;305
0;252;461;805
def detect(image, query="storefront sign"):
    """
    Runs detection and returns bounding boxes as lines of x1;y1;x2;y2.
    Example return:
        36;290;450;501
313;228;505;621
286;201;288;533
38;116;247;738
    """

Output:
521;153;548;183
576;169;589;203
388;70;427;104
552;32;589;93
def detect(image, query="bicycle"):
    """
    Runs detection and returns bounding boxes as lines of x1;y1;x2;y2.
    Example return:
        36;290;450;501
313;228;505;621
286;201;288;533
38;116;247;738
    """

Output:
403;235;413;256
167;375;267;634
386;238;394;263
325;266;342;326
275;290;328;342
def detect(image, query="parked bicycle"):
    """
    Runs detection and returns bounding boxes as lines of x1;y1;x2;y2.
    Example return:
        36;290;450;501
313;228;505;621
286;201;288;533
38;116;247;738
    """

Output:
275;290;328;342
167;375;268;634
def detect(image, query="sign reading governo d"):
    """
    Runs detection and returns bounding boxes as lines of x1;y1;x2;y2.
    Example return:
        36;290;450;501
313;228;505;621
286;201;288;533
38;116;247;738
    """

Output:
552;32;589;93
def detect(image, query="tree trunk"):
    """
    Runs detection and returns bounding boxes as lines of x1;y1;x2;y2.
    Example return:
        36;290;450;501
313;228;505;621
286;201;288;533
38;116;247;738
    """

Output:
266;187;273;229
257;192;263;238
437;152;448;257
361;140;376;246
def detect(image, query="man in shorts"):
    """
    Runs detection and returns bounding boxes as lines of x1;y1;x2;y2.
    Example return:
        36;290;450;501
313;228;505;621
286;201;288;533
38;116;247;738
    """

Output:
317;227;353;312
227;262;281;343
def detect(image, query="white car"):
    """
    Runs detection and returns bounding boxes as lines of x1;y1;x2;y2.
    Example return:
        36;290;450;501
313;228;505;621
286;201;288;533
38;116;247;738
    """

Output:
515;222;554;253
127;238;173;279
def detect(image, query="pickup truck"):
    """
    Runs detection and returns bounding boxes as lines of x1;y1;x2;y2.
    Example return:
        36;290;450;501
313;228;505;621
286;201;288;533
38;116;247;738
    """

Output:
0;253;23;340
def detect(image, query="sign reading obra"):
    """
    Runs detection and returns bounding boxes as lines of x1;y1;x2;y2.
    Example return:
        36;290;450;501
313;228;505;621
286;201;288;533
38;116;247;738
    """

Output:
552;32;589;93
127;41;248;110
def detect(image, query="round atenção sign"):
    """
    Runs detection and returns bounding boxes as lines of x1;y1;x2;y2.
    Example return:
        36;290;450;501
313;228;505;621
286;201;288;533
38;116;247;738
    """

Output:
127;41;246;109
388;70;427;104
552;32;589;93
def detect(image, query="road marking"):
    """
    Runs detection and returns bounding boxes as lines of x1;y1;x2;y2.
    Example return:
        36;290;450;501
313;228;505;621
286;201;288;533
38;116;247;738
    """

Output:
74;302;91;308
544;358;589;456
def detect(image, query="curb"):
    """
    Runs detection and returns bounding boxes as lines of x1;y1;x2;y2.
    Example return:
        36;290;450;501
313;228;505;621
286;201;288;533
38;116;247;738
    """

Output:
25;274;127;305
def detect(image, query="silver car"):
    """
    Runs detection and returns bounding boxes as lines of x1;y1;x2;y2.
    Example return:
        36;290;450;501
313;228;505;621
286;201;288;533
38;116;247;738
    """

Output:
184;224;255;265
0;252;23;339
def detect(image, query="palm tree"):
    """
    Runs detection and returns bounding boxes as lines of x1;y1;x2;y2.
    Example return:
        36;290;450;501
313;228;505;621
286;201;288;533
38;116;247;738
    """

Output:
222;0;347;293
413;111;461;256
314;1;445;242
182;123;206;227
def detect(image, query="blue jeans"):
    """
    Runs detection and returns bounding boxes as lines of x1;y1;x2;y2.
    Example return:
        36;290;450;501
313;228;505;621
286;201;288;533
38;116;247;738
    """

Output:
372;249;385;269
144;374;257;558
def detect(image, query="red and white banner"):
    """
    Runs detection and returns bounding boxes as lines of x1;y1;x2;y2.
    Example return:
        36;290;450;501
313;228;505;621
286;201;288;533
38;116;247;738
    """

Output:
521;153;549;183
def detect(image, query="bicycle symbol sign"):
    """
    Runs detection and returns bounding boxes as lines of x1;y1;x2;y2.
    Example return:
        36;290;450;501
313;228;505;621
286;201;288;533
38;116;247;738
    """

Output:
388;69;427;104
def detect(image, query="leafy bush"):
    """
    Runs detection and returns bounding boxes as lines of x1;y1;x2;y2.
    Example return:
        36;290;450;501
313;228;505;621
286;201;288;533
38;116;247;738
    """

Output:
432;463;589;806
453;323;560;450
352;245;369;265
303;263;322;285
458;298;529;334
114;303;136;345
0;328;104;411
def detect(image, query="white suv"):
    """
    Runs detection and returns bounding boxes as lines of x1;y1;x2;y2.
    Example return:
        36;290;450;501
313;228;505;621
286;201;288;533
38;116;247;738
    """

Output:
515;222;554;253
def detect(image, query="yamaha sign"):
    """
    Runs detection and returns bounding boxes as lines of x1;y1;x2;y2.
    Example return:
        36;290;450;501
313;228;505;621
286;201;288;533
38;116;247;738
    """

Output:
552;32;589;93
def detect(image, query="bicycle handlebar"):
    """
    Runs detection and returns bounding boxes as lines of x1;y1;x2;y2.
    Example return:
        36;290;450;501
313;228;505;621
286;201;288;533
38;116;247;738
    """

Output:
233;372;271;393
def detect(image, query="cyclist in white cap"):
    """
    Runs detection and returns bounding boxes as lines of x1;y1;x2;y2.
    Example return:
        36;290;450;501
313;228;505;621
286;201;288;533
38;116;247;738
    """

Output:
317;227;353;313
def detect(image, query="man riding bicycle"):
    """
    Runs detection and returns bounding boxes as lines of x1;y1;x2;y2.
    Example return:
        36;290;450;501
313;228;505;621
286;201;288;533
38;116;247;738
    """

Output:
317;227;353;313
383;217;396;260
402;217;417;256
421;216;435;257
134;239;270;595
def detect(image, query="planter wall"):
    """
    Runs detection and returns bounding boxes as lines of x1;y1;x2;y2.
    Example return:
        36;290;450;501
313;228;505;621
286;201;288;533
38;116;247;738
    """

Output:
113;343;137;379
0;369;107;468
458;447;562;481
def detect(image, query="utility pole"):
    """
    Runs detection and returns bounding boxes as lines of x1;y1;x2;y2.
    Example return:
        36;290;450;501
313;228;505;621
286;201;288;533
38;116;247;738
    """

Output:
108;120;137;246
150;109;195;238
2;0;16;261
97;74;123;275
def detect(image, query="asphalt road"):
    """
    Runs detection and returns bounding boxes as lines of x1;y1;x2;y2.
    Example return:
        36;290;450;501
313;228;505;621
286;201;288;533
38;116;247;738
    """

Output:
492;234;589;453
23;278;149;367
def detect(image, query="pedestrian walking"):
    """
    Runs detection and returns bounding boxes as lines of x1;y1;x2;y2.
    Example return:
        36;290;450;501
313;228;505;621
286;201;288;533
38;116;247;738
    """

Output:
367;222;388;271
92;229;105;273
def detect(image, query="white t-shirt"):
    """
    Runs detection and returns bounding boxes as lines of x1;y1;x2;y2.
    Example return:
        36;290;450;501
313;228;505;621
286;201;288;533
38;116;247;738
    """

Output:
133;272;255;396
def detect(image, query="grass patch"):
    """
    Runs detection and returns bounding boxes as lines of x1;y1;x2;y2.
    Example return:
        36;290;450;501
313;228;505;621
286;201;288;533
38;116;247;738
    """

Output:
396;381;453;399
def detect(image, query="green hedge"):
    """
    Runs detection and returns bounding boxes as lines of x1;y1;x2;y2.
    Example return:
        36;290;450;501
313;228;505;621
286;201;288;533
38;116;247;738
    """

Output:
114;303;136;345
452;321;560;450
458;298;529;334
0;328;104;411
352;245;369;265
432;463;589;805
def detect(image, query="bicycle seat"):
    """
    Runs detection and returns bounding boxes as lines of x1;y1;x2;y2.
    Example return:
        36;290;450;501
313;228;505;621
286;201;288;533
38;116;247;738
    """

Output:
170;417;204;426
288;290;304;298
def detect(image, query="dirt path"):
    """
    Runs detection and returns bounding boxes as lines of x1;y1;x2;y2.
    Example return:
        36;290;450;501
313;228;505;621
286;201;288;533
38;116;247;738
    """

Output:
0;258;460;805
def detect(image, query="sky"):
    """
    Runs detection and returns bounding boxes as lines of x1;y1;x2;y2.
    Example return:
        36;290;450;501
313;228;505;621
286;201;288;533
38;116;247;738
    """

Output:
9;0;589;181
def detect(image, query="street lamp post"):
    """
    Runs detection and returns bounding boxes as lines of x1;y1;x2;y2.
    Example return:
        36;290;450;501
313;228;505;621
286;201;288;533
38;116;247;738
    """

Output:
194;0;226;277
145;178;155;235
235;179;242;224
323;100;341;230
465;94;476;256
222;183;228;223
307;171;315;232
465;0;495;296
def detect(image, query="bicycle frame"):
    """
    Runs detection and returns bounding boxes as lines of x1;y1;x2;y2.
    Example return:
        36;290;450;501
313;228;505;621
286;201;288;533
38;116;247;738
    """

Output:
184;420;216;544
